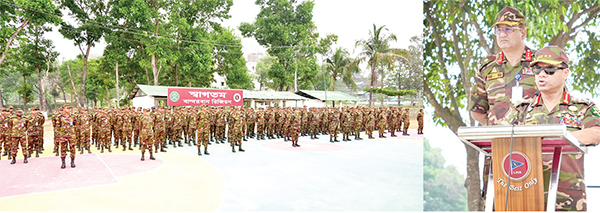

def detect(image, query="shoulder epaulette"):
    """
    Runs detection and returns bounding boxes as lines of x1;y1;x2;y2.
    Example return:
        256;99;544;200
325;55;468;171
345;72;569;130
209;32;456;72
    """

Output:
571;96;594;106
478;55;497;74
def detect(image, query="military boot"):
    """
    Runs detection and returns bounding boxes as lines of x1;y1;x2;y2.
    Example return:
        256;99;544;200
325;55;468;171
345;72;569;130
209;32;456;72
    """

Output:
403;131;410;136
149;152;155;160
310;134;314;139
107;145;112;152
2;150;7;156
334;136;339;142
346;135;351;142
173;141;177;148
71;157;76;168
24;155;28;163
231;145;236;153
357;135;363;140
161;146;167;152
141;153;145;161
27;151;31;158
87;146;92;154
178;141;183;147
198;147;202;156
80;148;84;155
123;144;127;151
330;136;334;143
204;146;210;155
155;145;159;153
61;157;66;168
243;136;247;142
101;146;104;153
238;144;245;152
314;134;319;139
295;141;300;147
10;156;16;164
129;143;133;151
36;150;40;158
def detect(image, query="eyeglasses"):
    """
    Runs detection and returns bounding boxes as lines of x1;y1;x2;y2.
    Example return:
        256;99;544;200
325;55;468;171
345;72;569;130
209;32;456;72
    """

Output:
532;66;567;75
495;26;520;35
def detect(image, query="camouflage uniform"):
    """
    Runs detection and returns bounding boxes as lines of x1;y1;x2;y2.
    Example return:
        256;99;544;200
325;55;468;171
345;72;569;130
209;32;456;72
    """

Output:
57;107;78;168
0;109;10;159
52;109;62;154
97;109;112;153
266;108;275;139
341;108;353;141
9;111;28;162
246;108;256;139
365;108;376;139
78;110;92;153
402;108;410;135
230;108;245;152
139;109;155;160
27;109;45;157
377;108;388;138
216;108;226;143
328;108;340;142
153;108;167;151
417;109;424;134
196;106;210;155
501;90;600;211
290;109;301;147
256;108;265;140
309;108;320;139
388;107;399;136
187;108;197;146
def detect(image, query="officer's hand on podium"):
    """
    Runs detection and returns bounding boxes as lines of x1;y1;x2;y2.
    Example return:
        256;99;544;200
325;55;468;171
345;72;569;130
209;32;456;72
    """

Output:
571;126;600;146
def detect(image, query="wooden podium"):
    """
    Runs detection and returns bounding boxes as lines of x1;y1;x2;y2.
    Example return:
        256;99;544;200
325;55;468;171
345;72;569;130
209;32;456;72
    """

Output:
457;124;587;212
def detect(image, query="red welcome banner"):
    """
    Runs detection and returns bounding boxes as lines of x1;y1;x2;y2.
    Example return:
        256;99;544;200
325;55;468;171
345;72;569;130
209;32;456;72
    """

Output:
167;87;243;106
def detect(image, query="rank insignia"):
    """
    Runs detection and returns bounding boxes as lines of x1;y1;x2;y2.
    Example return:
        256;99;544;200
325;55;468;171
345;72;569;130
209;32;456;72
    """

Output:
525;121;538;125
487;72;504;80
497;52;504;64
525;49;533;61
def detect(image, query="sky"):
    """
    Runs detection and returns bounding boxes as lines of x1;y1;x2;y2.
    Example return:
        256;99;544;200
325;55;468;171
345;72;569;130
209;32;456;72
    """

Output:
47;0;424;72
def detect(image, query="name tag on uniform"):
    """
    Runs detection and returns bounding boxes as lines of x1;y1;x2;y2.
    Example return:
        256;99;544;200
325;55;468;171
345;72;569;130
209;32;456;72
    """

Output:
511;86;523;104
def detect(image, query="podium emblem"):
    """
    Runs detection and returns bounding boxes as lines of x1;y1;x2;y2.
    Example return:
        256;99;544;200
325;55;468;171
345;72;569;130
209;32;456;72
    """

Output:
502;152;531;181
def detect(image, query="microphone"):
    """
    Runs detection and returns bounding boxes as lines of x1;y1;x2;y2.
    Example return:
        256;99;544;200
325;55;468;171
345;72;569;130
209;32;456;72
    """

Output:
520;91;541;125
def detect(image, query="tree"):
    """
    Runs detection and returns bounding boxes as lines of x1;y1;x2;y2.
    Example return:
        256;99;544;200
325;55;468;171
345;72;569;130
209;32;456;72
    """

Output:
255;55;275;91
0;0;60;108
424;0;600;210
355;24;409;107
323;47;359;91
21;23;58;112
239;0;322;91
58;0;110;107
423;139;468;211
389;35;423;106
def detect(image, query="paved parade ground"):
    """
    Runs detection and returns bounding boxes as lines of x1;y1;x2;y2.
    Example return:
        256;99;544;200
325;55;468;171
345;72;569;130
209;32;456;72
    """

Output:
0;123;423;211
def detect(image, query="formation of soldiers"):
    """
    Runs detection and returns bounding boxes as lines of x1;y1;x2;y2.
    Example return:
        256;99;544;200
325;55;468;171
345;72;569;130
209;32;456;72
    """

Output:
0;104;424;167
0;106;45;165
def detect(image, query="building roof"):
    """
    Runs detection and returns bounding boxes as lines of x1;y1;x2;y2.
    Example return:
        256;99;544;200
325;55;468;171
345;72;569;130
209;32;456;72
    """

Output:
129;84;170;99
128;84;308;101
243;90;309;100
296;90;361;101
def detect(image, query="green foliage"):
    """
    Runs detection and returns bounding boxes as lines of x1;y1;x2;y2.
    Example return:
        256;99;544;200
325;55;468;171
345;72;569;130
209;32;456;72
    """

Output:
239;0;322;91
324;47;359;91
364;87;417;97
423;139;468;211
16;81;34;104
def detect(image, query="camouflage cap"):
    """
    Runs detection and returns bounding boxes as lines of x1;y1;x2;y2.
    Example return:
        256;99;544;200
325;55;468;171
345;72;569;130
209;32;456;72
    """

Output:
530;45;569;67
492;6;526;27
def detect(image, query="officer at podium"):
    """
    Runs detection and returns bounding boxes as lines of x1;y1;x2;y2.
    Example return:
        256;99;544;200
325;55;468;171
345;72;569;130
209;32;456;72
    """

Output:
501;46;600;211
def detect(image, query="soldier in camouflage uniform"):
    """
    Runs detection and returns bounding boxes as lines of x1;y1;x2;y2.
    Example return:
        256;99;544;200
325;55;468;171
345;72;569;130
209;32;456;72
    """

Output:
365;107;376;139
469;7;537;200
500;46;600;211
290;108;301;147
98;108;112;153
417;109;424;135
139;108;156;161
215;107;226;143
377;107;388;138
153;106;167;152
328;108;340;142
121;107;134;151
196;105;210;155
246;107;256;139
402;108;410;136
187;107;197;146
255;107;265;140
309;108;320;139
388;107;398;137
78;108;93;154
27;107;44;158
52;106;63;156
0;108;10;160
470;6;537;126
230;107;245;153
265;107;275;139
341;107;353;141
8;109;28;164
57;105;77;168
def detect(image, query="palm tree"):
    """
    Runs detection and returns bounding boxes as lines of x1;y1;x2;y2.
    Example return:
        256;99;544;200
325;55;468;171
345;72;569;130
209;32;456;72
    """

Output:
324;47;360;91
355;24;409;107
